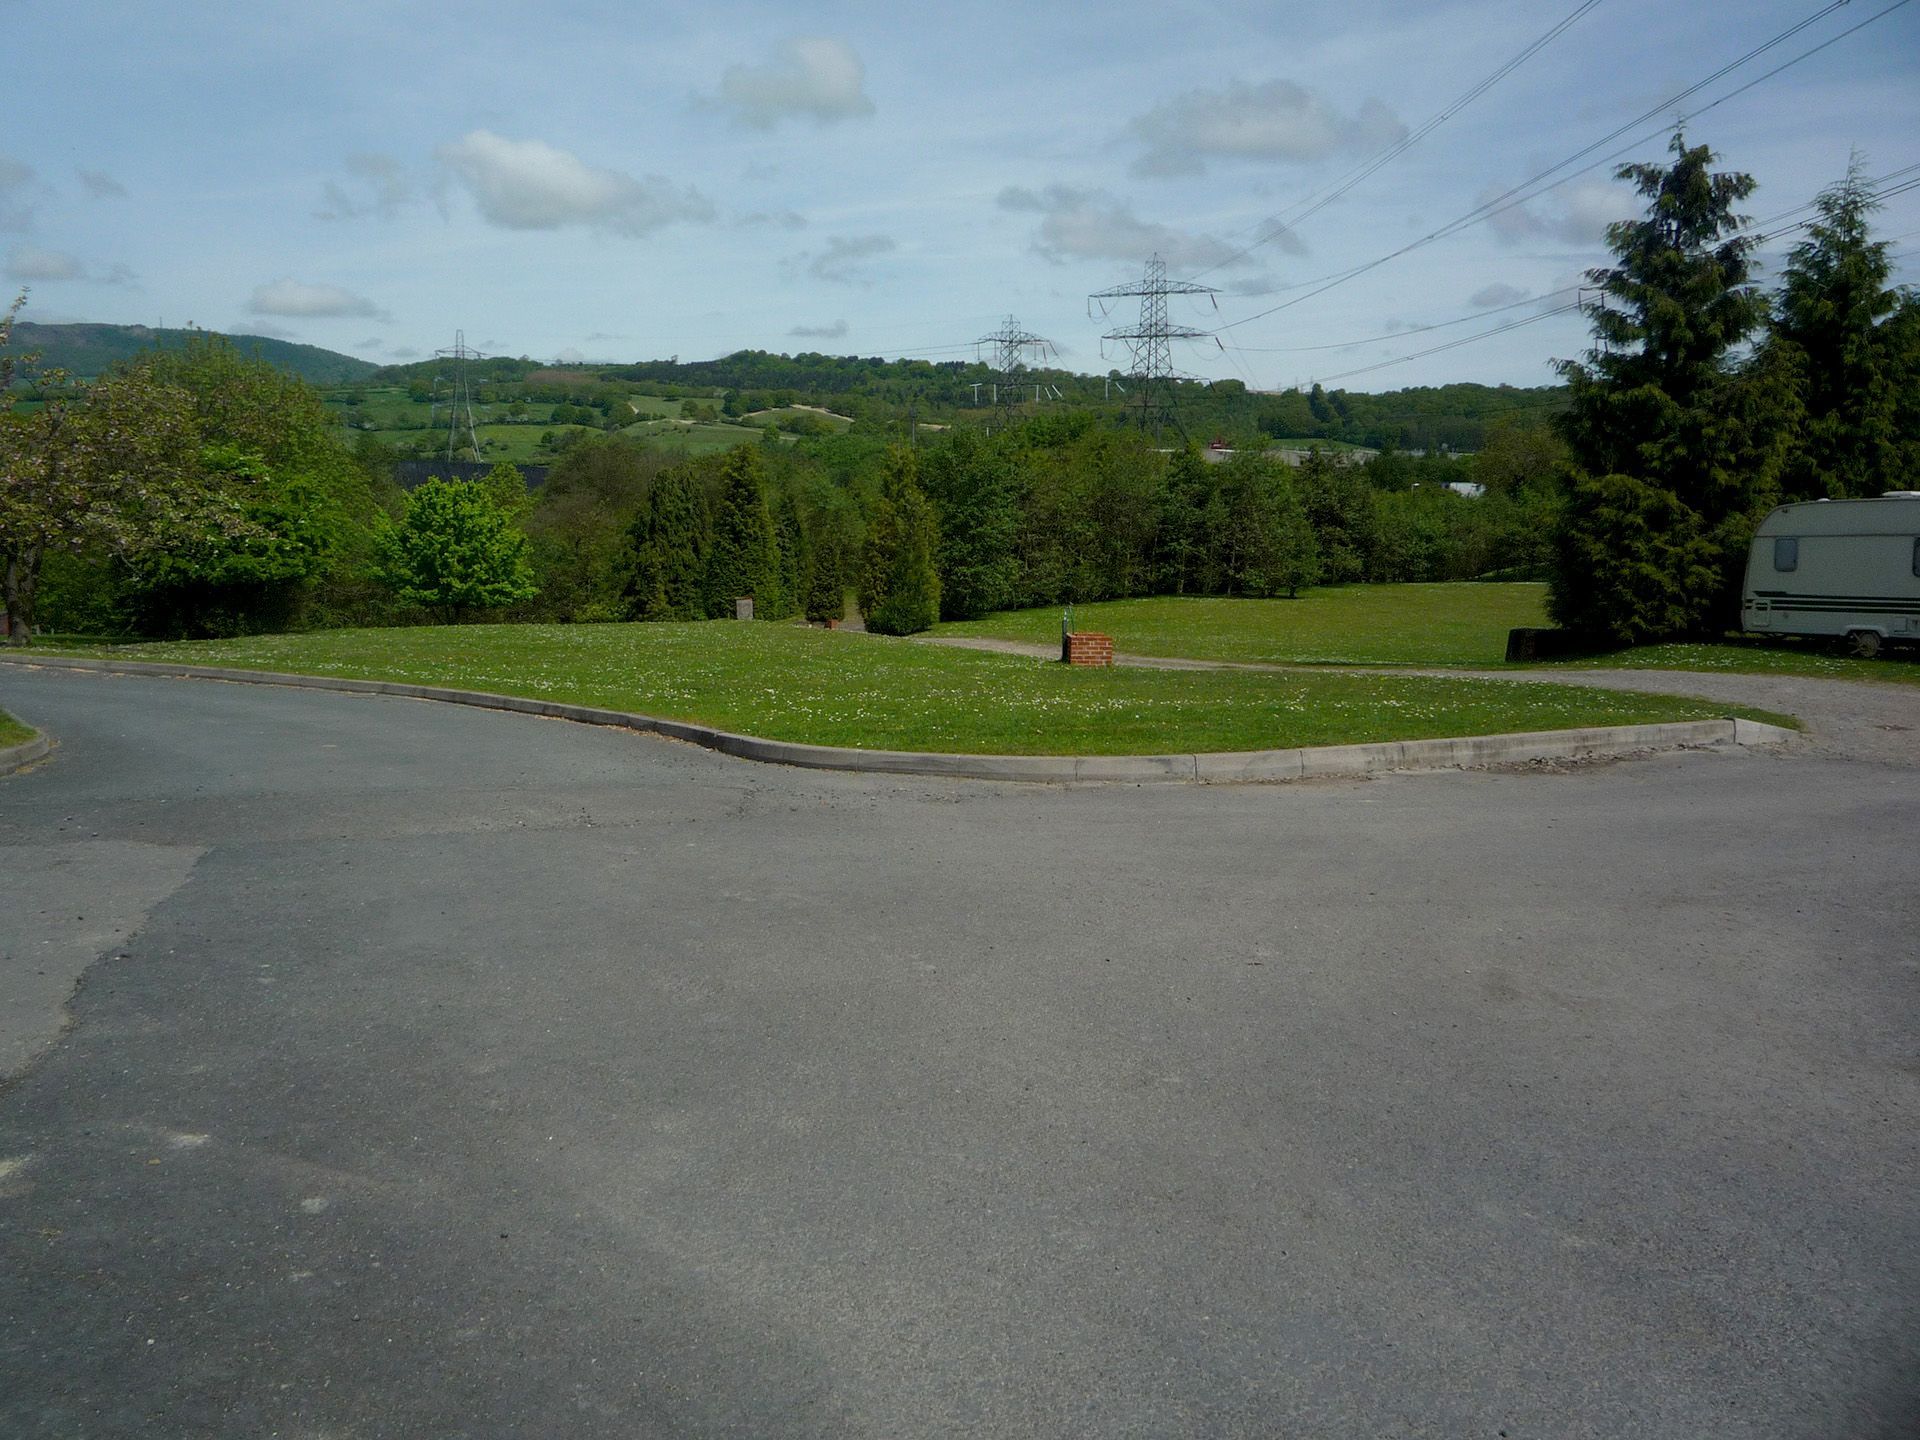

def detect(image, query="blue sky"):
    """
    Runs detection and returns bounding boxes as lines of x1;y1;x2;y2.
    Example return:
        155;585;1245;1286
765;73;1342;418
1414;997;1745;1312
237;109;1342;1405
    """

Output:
6;0;1917;391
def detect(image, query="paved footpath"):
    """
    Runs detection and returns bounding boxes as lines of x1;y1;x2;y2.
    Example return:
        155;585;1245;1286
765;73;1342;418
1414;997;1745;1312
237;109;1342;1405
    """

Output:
0;665;1915;1438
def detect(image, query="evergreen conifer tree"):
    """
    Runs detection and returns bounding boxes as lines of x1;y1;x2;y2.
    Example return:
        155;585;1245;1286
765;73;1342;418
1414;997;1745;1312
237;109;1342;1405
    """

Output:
620;464;704;620
1768;157;1920;499
860;447;941;635
1549;133;1772;638
700;446;777;618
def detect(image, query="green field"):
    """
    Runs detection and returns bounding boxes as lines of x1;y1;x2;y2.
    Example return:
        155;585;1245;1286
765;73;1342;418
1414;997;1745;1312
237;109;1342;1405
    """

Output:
0;708;35;748
621;420;792;454
935;586;1550;668
27;623;1778;756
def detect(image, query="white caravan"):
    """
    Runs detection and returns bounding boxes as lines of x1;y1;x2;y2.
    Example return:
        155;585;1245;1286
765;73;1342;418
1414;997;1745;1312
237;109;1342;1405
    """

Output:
1741;493;1920;657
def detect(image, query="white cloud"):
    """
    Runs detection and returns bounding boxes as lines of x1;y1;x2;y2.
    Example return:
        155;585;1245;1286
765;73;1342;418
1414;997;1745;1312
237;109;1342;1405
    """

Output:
0;153;38;231
998;184;1251;271
6;245;135;285
437;130;713;236
388;346;422;359
1129;80;1405;178
553;346;586;363
1469;282;1531;308
1224;276;1283;298
316;152;414;221
789;319;848;339
1486;178;1636;247
713;38;874;129
7;245;83;281
78;169;127;200
806;234;894;284
738;209;808;231
247;278;387;320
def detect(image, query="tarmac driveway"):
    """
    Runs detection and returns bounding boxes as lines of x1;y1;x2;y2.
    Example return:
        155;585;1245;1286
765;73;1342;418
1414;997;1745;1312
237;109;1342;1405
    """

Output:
0;666;1915;1438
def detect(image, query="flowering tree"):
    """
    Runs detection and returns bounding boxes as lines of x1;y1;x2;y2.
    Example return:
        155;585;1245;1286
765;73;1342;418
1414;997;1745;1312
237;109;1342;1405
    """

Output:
1;293;244;642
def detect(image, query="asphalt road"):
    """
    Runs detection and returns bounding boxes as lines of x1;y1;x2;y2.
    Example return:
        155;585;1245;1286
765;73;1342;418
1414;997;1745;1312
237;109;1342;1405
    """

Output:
1;666;1915;1439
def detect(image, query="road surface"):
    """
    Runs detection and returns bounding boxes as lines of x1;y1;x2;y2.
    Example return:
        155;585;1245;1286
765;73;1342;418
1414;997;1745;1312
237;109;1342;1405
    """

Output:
1;666;1914;1438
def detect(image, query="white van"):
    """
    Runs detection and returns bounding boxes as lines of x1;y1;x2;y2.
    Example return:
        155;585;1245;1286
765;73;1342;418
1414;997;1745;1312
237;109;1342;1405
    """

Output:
1741;493;1920;657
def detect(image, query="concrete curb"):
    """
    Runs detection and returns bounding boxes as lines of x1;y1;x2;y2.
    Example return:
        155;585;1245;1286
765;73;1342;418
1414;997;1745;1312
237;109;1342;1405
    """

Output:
0;731;51;777
0;654;1797;785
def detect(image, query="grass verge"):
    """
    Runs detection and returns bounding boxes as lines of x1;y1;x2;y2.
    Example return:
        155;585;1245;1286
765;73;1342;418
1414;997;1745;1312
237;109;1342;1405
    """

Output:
0;708;35;748
933;585;1550;668
1537;637;1920;686
24;622;1783;756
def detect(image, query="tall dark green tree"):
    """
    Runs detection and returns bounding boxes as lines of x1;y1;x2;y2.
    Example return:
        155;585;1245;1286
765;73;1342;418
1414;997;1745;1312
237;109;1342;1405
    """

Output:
1153;445;1211;595
1768;157;1920;499
1294;449;1378;584
1550;133;1772;638
860;447;940;635
700;445;778;618
620;462;706;620
919;429;1021;621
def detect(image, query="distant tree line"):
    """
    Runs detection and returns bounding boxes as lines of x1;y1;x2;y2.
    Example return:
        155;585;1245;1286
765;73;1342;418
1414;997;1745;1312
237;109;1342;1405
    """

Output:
4;307;1566;643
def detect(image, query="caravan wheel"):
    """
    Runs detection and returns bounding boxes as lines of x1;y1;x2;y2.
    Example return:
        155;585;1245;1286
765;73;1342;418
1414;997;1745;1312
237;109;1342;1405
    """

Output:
1845;629;1883;659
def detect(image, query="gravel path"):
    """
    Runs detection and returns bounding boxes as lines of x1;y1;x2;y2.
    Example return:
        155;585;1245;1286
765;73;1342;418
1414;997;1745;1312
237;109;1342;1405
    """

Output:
917;635;1920;766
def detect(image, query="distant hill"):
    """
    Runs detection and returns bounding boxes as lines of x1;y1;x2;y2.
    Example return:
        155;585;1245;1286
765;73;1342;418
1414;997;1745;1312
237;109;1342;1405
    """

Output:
10;322;379;385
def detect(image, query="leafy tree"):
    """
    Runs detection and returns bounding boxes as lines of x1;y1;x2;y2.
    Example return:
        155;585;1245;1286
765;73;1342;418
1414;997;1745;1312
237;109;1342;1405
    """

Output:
1294;449;1378;583
112;337;387;636
373;476;537;622
803;525;849;623
1220;454;1320;597
1768;157;1920;499
700;445;778;618
1153;445;1211;595
2;299;237;641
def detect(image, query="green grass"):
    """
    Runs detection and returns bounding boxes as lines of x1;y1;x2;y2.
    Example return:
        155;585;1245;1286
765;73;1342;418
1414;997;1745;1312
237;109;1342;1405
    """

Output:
0;708;35;748
28;622;1780;756
935;585;1551;668
1540;637;1920;686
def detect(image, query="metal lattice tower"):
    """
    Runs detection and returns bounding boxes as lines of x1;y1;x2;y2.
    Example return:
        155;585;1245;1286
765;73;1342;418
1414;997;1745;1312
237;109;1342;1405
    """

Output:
431;329;485;463
973;315;1058;415
1089;255;1219;439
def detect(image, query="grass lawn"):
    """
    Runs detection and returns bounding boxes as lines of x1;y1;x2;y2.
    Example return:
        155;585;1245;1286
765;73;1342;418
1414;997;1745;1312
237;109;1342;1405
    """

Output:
28;622;1782;756
0;708;34;748
1539;637;1920;686
934;585;1550;668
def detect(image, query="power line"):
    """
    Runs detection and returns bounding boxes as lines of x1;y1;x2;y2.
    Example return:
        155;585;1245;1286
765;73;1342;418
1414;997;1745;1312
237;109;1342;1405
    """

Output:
1230;285;1583;354
1282;167;1920;389
1216;0;1909;336
1310;302;1585;386
1196;0;1607;278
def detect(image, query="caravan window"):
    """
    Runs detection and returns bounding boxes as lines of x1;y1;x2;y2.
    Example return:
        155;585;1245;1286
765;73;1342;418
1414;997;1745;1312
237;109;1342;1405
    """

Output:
1774;537;1798;572
1913;537;1919;578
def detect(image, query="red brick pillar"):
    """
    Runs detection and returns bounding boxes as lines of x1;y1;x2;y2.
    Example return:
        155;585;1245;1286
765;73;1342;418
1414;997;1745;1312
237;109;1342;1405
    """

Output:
1064;632;1114;667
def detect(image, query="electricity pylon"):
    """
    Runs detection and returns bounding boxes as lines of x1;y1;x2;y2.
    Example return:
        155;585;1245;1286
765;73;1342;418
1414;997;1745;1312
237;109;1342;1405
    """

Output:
973;315;1057;417
1089;255;1219;439
431;330;485;463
